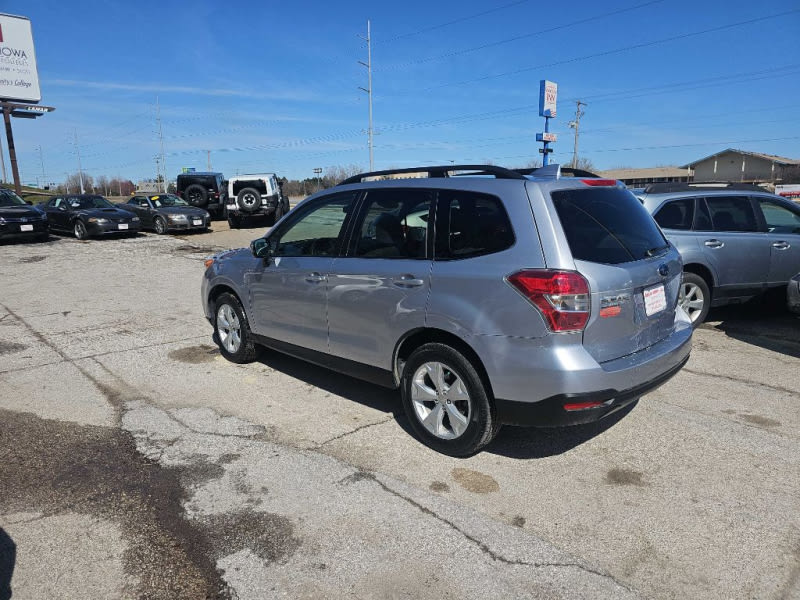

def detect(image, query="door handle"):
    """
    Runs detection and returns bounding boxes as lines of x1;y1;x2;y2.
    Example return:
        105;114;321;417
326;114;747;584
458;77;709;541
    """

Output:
704;239;725;249
772;241;791;250
305;272;326;283
392;274;424;288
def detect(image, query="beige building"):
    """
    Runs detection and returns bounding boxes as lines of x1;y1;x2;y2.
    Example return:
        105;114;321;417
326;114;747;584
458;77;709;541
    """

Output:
681;149;800;184
599;166;692;187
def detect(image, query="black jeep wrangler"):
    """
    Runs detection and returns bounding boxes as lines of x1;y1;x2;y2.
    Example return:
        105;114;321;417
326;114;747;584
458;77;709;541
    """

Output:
176;172;227;218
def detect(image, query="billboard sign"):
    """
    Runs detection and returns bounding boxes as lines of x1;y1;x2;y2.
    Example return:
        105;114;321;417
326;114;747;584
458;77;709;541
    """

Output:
0;13;40;103
536;132;558;142
539;80;557;118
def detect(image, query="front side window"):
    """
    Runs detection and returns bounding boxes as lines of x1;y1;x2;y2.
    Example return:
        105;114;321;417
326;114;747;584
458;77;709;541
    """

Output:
757;198;800;234
552;187;667;264
351;189;432;259
654;198;694;230
706;196;758;232
435;190;514;259
273;192;357;257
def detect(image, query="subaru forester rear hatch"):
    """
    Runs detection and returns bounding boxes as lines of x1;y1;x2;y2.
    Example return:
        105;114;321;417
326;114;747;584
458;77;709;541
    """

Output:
549;185;681;364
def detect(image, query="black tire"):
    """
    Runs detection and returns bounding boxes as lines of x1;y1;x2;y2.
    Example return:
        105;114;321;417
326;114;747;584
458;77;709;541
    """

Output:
213;293;258;363
228;214;241;229
236;188;261;214
401;343;499;456
73;220;89;240
185;184;208;208
679;272;711;327
36;233;49;243
154;216;168;235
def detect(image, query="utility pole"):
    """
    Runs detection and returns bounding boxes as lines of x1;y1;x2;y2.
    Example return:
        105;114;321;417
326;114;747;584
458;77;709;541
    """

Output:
568;101;587;169
156;96;167;192
358;20;374;171
38;145;46;188
207;150;211;171
74;129;85;194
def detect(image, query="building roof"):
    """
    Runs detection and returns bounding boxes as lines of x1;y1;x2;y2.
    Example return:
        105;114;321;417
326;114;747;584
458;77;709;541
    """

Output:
599;166;689;180
681;149;800;169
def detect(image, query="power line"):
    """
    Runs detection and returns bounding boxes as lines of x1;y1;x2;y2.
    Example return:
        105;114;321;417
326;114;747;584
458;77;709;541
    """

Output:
377;0;665;71
374;0;531;45
421;8;800;92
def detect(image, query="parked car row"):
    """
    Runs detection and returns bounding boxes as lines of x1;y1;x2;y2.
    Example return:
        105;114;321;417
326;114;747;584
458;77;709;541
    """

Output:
0;188;212;242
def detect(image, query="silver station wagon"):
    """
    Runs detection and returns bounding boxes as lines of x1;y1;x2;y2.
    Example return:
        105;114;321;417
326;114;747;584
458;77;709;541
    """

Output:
202;165;692;455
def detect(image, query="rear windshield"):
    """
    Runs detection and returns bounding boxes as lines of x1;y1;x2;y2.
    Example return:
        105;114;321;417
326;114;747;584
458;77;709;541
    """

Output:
551;187;668;264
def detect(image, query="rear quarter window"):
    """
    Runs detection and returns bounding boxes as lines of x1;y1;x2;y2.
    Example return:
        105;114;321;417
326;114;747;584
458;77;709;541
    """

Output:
551;187;667;264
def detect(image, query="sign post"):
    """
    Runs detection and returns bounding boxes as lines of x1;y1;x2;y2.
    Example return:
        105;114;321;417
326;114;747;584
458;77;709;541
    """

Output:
537;80;558;166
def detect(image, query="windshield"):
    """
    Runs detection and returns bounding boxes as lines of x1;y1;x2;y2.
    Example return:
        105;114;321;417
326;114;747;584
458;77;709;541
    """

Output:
0;189;27;207
69;196;115;209
150;195;188;208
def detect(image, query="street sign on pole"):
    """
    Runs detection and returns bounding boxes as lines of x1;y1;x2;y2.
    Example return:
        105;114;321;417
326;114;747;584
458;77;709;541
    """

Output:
538;80;557;118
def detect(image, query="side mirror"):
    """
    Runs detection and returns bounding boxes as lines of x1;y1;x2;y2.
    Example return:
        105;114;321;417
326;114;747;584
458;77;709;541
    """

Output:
250;238;272;259
25;200;32;205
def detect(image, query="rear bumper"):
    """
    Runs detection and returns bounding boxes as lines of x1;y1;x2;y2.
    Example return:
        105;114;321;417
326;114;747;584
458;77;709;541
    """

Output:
495;354;688;426
474;312;692;427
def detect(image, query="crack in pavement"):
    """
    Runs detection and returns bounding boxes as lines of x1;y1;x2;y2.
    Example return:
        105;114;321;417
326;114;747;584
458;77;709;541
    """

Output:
0;335;210;376
312;415;396;449
683;367;799;398
340;469;633;592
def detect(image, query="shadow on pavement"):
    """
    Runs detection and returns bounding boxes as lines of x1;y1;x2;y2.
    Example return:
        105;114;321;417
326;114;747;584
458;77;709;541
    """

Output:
0;527;15;600
703;292;800;359
487;402;638;459
254;344;638;458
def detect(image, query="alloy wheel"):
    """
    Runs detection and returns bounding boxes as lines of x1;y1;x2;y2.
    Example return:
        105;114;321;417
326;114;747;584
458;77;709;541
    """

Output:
216;303;242;354
410;361;471;440
679;281;705;323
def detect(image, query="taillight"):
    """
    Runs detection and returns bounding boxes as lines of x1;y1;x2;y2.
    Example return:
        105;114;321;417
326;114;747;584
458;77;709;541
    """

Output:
507;269;590;332
580;179;618;186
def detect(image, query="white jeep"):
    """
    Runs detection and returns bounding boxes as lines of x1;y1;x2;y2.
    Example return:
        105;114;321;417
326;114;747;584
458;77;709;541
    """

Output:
226;173;290;228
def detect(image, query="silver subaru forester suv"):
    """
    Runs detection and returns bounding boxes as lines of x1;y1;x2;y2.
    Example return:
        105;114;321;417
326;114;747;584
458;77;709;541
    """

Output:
202;165;692;455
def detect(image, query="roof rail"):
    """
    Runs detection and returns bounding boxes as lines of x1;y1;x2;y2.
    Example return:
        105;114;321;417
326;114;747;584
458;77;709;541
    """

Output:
337;164;527;186
643;181;768;194
513;165;600;178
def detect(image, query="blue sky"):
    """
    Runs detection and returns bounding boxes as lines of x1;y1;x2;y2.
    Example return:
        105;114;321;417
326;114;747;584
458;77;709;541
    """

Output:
2;0;799;186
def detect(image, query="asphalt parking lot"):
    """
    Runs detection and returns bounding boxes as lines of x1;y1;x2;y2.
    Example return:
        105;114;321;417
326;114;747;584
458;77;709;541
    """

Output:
1;222;798;600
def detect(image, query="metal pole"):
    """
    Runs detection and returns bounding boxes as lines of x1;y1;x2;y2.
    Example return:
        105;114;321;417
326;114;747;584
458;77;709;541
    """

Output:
156;96;167;192
542;116;550;167
359;20;374;171
569;101;586;169
0;127;6;183
207;150;211;171
38;145;46;188
74;129;85;194
3;106;22;195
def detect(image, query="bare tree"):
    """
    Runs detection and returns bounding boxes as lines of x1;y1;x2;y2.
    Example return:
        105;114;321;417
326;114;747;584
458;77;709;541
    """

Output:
96;175;109;196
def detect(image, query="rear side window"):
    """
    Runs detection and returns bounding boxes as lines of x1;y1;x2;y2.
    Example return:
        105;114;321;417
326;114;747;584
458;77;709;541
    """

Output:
706;196;758;232
758;198;800;234
654;199;694;230
552;187;667;264
434;191;514;259
351;189;432;259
